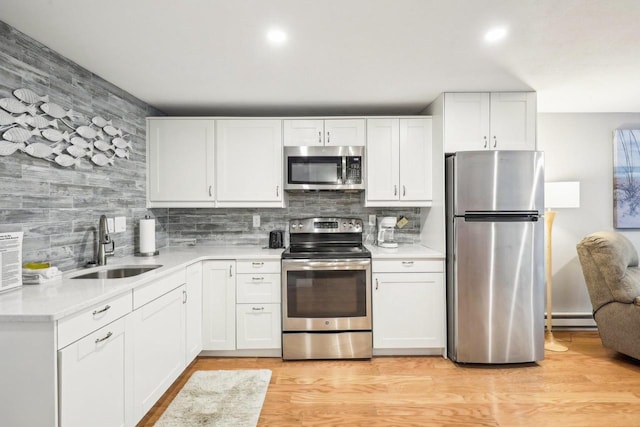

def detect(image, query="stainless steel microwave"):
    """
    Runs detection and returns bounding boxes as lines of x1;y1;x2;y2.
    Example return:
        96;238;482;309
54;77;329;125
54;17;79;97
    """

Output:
284;146;365;191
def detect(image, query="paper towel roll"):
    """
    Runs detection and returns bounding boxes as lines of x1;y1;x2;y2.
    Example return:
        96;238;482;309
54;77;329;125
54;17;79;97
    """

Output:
139;217;156;254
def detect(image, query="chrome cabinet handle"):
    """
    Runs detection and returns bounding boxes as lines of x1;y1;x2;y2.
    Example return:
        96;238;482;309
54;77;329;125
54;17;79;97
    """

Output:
401;261;414;266
318;131;322;144
92;305;111;316
252;306;265;311
394;185;397;196
403;185;406;197
375;278;379;290
483;136;488;148
209;185;212;197
252;276;265;281
252;262;264;267
95;331;113;344
229;266;233;277
276;185;279;197
493;136;497;148
183;289;187;304
326;131;330;143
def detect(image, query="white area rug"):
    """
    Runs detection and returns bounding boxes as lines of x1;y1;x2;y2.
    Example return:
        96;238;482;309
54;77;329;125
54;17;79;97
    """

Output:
155;369;271;427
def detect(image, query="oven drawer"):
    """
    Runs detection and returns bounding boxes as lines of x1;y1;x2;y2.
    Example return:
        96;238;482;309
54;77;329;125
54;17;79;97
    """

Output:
236;260;280;274
237;273;281;303
372;259;443;273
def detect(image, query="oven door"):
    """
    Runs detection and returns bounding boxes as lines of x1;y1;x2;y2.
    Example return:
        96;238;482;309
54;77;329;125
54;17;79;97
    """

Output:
282;258;372;331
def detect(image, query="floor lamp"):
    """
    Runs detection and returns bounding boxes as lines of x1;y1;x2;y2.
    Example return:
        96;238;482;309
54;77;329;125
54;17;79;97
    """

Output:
544;181;580;352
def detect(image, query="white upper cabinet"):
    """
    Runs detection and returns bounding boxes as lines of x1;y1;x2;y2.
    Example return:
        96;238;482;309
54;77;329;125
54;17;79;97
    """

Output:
215;119;284;207
147;118;215;207
283;118;365;146
442;92;536;152
366;117;433;207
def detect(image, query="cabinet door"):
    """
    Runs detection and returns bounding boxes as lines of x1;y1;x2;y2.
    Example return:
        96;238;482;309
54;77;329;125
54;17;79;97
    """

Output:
324;119;365;146
216;120;283;204
283;119;324;146
185;262;203;362
366;118;400;201
202;260;236;350
58;316;132;427
490;92;537;150
443;93;490;153
236;303;281;349
372;272;444;349
147;118;215;203
399;118;432;202
132;286;185;421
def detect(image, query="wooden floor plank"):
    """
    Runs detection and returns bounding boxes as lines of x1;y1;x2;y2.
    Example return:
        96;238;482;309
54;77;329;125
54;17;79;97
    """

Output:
137;332;640;427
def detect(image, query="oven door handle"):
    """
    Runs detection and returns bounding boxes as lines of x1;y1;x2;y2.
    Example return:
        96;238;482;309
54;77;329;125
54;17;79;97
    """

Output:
282;259;371;270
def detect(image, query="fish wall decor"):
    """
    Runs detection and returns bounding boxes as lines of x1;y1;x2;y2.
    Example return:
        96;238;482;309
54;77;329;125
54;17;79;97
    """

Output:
0;87;131;167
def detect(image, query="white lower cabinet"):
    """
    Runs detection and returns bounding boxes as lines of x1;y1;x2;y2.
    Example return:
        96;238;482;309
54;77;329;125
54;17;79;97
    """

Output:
132;285;186;421
372;259;445;355
58;315;133;427
236;303;281;349
185;262;203;361
202;260;236;350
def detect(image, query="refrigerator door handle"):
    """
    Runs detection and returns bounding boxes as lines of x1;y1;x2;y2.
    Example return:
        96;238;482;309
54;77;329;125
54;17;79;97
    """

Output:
463;214;539;222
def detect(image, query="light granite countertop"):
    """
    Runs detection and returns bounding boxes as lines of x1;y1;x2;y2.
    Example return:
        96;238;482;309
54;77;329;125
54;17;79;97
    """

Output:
0;243;443;323
366;243;445;259
0;246;283;323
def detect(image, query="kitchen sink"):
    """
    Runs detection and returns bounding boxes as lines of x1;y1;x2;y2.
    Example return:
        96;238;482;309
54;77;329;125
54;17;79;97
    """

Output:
71;265;163;279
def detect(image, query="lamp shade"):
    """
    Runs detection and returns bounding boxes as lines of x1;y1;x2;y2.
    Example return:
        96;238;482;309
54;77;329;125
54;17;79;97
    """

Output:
545;181;580;209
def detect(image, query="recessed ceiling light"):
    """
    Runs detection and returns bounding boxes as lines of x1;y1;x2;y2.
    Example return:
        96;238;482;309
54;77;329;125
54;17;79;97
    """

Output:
484;26;508;43
266;28;287;45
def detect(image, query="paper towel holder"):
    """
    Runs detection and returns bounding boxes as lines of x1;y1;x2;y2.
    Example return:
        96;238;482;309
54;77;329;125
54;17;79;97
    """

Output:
136;215;160;257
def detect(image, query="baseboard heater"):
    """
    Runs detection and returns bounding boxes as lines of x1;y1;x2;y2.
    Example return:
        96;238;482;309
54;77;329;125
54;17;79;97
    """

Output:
547;312;597;330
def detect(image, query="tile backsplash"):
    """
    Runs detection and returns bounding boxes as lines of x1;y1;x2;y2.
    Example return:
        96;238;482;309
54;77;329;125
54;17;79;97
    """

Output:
152;192;422;248
0;20;161;271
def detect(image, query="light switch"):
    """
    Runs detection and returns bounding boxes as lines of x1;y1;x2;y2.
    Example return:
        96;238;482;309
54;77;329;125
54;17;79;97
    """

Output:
115;216;126;233
107;217;115;233
369;215;376;226
253;215;260;227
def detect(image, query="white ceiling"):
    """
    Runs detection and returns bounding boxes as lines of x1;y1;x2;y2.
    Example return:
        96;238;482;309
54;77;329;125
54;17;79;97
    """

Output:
1;0;639;115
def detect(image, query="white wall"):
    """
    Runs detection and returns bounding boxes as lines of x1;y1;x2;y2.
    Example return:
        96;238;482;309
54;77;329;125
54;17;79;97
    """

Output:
538;113;640;327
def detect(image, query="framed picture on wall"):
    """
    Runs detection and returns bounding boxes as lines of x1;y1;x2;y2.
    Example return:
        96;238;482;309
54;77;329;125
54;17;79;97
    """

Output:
614;129;640;228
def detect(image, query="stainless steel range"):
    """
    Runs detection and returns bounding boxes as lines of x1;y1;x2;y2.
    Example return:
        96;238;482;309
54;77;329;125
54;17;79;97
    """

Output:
281;217;372;360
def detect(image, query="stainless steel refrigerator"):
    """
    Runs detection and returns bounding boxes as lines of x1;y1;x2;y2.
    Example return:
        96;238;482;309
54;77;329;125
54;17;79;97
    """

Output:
446;151;545;364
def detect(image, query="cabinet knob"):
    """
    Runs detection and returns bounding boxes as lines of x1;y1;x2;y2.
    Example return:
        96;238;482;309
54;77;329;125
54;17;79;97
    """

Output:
394;185;397;196
403;185;406;197
229;266;233;277
318;131;322;144
483;136;488;148
326;131;331;144
209;185;212;197
276;185;279;197
493;136;497;148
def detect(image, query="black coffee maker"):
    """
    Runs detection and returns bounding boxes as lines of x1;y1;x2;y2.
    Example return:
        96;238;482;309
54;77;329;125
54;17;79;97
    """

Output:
269;230;284;248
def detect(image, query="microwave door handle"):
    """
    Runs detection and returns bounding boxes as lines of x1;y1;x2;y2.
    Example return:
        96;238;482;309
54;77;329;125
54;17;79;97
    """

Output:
341;156;346;184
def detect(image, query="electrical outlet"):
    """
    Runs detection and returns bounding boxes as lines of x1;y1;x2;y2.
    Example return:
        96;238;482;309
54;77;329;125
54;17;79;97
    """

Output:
107;217;115;233
369;215;376;226
114;216;126;233
253;215;260;228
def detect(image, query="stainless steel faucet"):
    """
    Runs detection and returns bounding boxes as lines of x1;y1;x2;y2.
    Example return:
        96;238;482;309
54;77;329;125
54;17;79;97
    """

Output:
97;215;115;265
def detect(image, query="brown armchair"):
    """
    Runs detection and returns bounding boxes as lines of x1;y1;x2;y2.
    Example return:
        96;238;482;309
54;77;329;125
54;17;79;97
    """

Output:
576;231;640;360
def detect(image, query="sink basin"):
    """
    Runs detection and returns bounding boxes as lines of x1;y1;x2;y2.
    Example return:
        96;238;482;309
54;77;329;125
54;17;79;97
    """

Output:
71;265;163;279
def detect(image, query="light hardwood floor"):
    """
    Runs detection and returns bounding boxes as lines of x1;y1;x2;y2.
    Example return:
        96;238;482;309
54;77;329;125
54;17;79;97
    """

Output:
138;332;640;426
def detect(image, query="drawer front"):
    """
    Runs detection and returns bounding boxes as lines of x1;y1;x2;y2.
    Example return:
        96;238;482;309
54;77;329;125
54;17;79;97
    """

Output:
236;260;280;274
133;269;187;309
237;273;281;303
372;259;444;273
58;292;132;349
